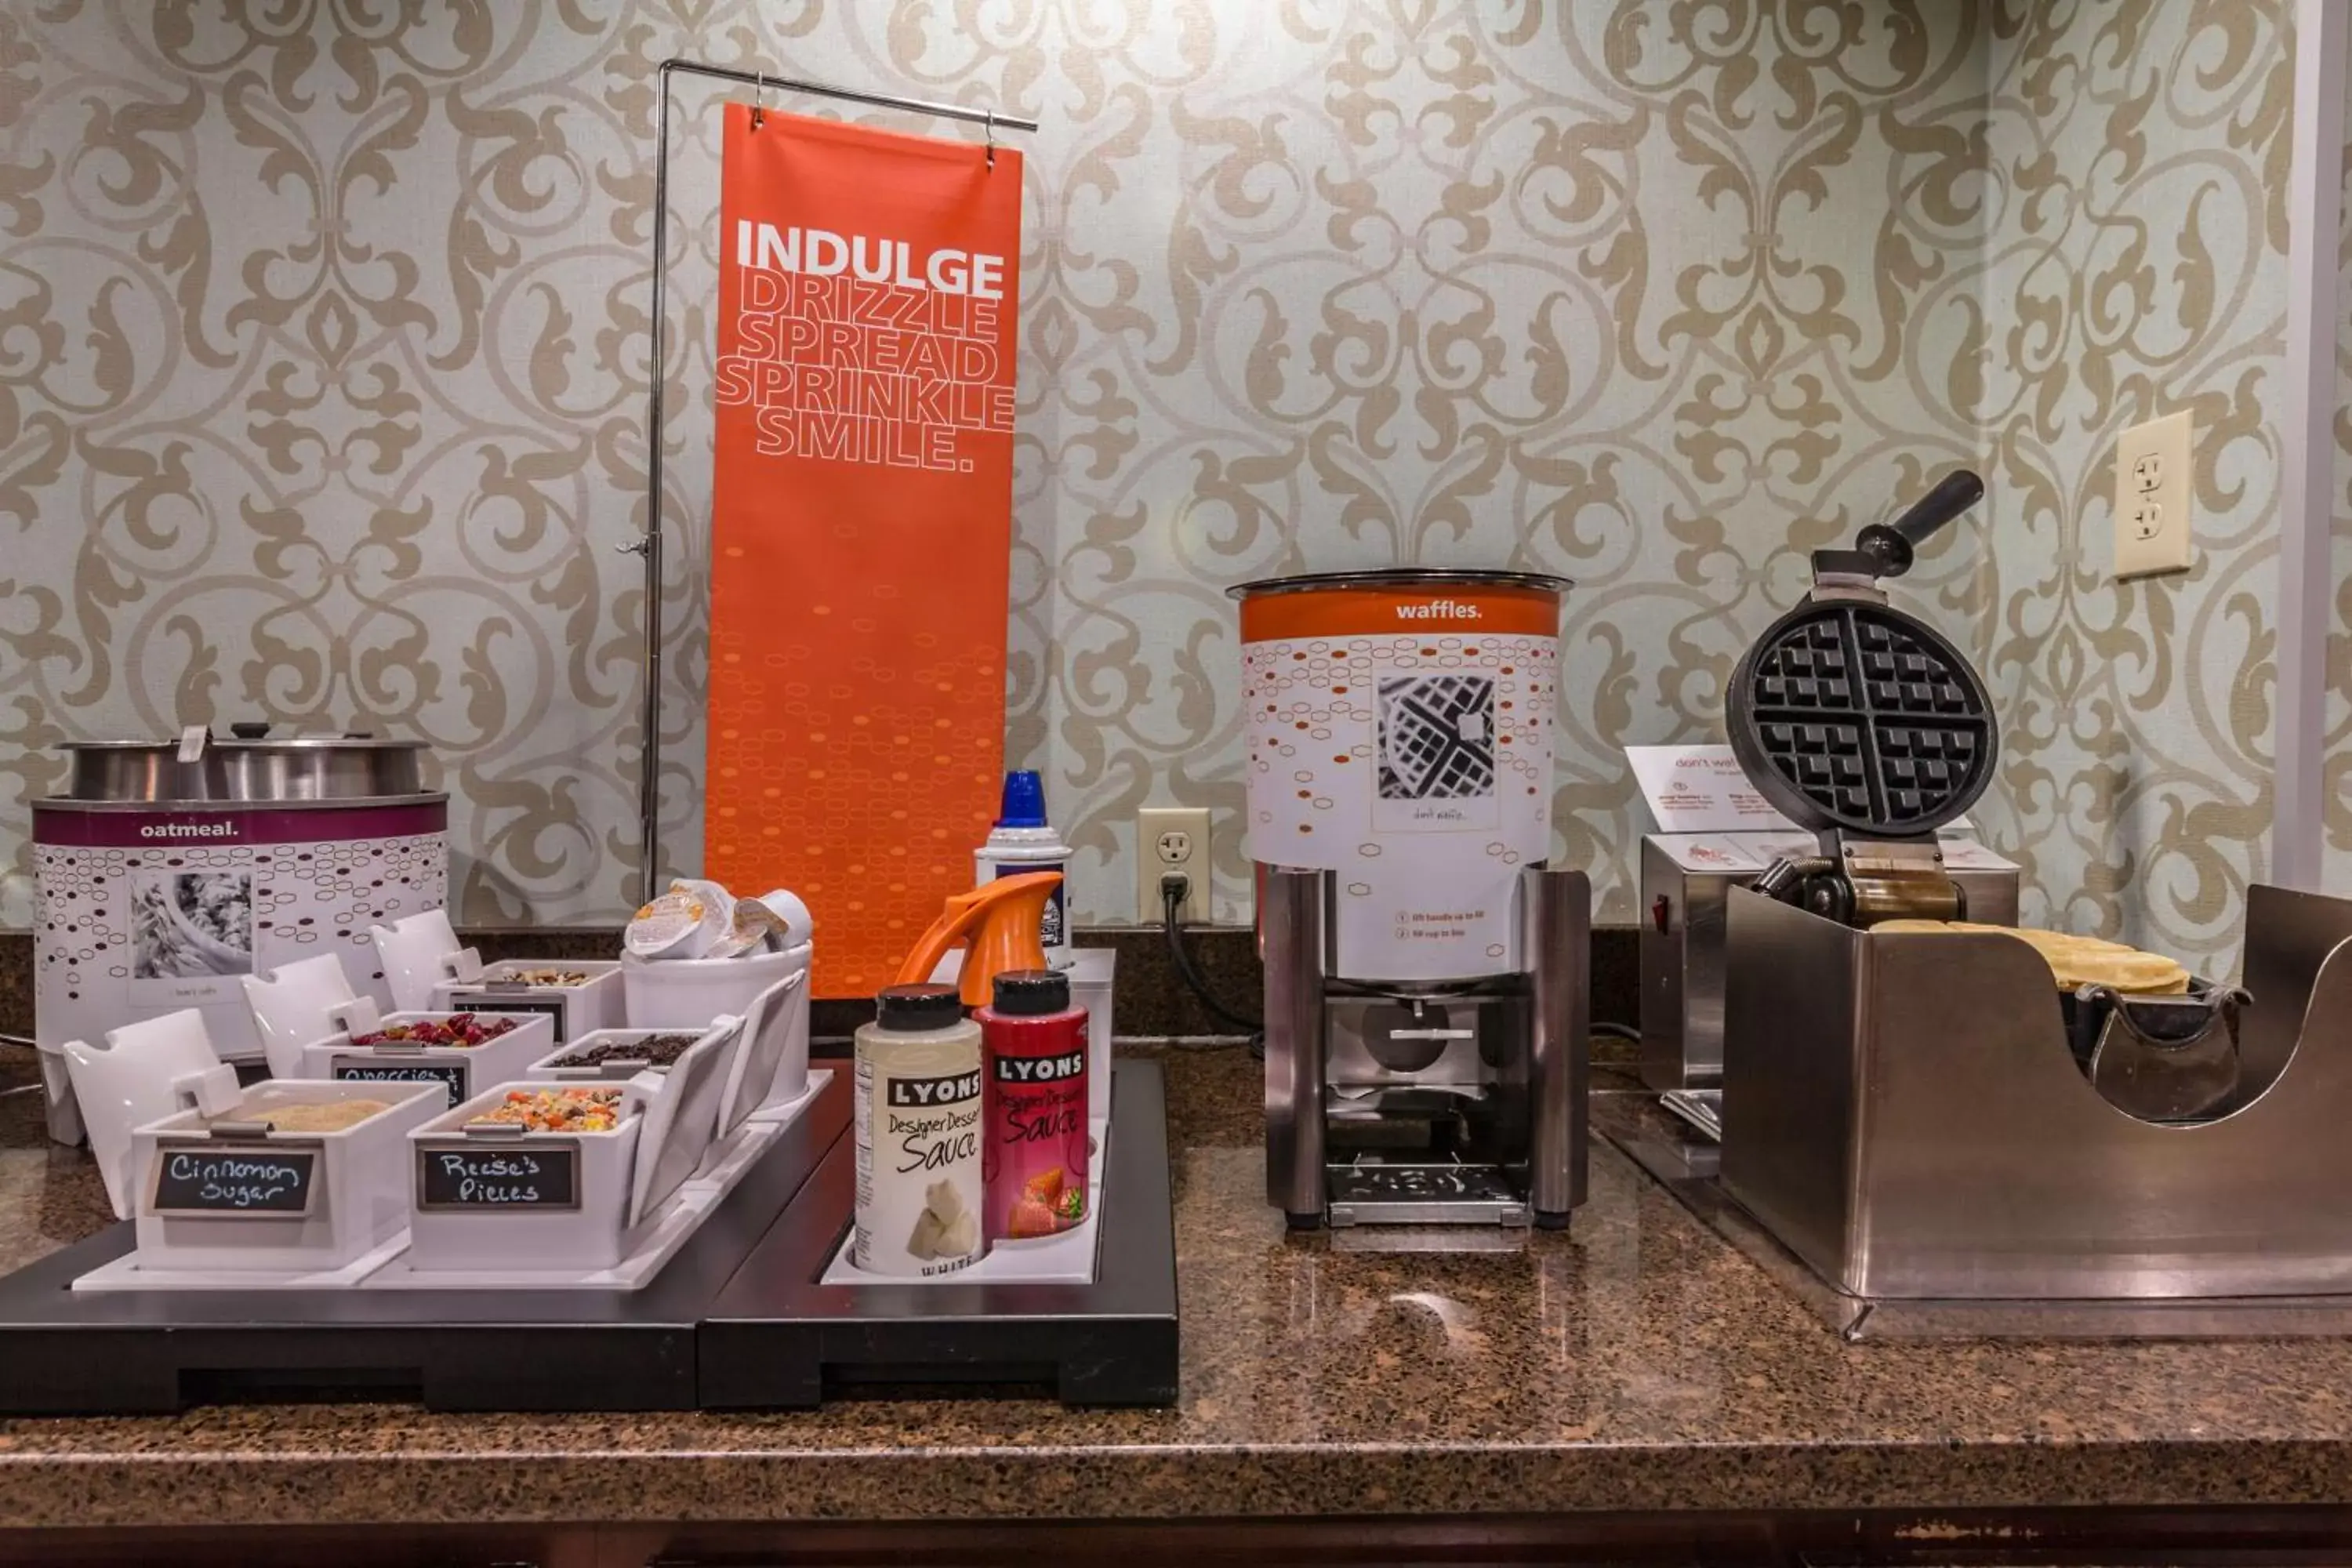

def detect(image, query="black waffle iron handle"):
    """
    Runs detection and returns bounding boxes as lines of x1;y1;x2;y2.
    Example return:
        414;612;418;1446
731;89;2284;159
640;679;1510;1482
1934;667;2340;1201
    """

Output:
1857;469;1984;580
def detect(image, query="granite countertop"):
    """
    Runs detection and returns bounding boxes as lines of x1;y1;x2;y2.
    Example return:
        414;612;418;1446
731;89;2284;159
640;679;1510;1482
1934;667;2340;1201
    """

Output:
1;1046;2351;1530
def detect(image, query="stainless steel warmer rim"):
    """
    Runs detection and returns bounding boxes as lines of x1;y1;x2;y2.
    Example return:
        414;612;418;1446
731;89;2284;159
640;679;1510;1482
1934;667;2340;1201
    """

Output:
1226;568;1573;601
53;738;433;804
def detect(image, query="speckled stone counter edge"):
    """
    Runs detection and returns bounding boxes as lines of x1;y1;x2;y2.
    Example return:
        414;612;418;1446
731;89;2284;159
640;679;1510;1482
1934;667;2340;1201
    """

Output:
2;1436;2351;1530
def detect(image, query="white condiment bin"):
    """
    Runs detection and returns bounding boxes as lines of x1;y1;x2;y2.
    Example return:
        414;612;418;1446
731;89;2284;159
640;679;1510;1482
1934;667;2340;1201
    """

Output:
524;1020;728;1078
406;1082;648;1272
622;944;809;1108
434;960;624;1044
130;1080;445;1272
290;1009;557;1112
405;1020;738;1275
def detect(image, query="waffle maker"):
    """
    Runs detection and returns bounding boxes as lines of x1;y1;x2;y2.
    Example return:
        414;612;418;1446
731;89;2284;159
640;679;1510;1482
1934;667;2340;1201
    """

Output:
1721;470;2263;1122
1730;470;1994;927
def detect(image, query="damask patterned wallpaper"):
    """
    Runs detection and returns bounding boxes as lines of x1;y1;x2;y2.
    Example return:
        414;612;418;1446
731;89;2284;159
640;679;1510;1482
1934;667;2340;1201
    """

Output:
0;0;2314;971
1973;0;2292;971
0;0;1986;931
2332;67;2352;896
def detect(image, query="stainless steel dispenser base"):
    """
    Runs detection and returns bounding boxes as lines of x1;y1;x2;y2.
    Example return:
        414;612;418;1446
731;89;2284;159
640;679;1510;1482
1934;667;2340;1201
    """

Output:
1262;866;1589;1230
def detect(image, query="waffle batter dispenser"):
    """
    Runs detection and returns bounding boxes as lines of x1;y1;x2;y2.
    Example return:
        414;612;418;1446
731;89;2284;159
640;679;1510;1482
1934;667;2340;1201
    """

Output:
1232;570;1589;1230
1709;473;2352;1305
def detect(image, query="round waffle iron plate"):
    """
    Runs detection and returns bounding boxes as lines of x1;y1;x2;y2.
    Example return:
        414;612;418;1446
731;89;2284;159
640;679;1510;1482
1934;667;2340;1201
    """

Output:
1726;597;1997;838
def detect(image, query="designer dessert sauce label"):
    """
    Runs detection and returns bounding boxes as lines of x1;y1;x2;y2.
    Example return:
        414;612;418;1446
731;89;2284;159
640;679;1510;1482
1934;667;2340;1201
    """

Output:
852;1049;984;1276
983;1034;1088;1240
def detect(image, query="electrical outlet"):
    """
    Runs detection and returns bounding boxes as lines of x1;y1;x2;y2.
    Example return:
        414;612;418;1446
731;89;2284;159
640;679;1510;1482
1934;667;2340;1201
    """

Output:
2114;409;2194;578
1137;807;1211;924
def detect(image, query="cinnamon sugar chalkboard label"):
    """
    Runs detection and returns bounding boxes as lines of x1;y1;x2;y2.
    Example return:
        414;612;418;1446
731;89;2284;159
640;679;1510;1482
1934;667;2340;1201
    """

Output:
150;1143;318;1217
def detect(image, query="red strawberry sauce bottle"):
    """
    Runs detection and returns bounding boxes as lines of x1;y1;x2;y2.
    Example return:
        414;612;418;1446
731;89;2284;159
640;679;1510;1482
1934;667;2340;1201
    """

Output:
977;968;1090;1241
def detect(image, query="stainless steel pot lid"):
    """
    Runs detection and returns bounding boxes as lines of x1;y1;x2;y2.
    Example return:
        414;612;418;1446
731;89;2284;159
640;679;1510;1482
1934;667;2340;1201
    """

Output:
1226;568;1572;600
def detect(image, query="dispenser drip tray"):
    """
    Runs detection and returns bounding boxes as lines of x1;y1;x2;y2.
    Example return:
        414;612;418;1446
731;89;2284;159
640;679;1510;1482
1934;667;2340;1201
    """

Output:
1325;1157;1528;1227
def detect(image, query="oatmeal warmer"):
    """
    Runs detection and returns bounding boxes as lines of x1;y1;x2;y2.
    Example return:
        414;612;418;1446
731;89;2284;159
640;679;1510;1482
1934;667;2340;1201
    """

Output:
32;731;448;1142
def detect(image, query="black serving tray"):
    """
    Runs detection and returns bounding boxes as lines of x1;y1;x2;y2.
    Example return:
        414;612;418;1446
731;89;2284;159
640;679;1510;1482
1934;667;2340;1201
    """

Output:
0;1073;851;1416
699;1058;1179;1409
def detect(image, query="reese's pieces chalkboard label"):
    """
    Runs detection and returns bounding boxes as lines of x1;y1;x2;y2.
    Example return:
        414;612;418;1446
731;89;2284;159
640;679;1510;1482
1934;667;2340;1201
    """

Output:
415;1142;580;1210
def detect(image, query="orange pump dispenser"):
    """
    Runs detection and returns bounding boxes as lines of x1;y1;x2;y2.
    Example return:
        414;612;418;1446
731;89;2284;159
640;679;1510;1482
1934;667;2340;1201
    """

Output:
893;871;1062;1007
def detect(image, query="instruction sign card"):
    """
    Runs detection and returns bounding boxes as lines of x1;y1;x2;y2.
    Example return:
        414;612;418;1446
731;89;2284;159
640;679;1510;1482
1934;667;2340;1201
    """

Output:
1625;746;1799;833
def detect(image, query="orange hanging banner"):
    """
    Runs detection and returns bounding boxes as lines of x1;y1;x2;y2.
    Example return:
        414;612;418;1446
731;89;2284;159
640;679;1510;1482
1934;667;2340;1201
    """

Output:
706;107;1021;998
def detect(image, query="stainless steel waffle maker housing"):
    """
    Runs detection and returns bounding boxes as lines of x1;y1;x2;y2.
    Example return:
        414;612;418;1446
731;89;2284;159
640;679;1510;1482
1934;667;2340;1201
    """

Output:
1709;472;2352;1306
1638;834;2019;1094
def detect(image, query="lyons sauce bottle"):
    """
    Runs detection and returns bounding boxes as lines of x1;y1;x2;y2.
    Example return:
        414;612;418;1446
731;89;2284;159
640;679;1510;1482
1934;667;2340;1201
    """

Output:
852;983;985;1276
977;969;1090;1240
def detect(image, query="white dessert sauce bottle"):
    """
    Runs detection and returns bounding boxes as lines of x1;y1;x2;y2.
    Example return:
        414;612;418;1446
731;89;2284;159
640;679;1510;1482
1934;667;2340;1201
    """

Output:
973;770;1073;970
851;983;985;1276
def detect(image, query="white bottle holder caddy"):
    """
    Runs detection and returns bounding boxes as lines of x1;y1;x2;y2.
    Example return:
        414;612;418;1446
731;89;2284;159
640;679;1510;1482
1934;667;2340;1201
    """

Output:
818;1113;1112;1289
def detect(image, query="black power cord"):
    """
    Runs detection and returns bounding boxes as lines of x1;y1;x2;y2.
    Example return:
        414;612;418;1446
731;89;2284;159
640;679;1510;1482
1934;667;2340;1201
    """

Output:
1160;873;1263;1045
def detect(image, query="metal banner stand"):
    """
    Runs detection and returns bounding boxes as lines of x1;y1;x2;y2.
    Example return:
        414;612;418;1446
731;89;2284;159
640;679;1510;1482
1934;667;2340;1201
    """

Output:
624;60;1042;902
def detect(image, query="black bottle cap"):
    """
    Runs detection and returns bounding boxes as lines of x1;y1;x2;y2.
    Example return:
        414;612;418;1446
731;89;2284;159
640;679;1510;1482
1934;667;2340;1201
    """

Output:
875;983;964;1029
990;968;1070;1017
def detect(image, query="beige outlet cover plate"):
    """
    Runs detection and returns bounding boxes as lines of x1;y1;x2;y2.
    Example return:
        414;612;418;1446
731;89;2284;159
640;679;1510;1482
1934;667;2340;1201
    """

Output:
1138;807;1212;924
2114;409;2194;578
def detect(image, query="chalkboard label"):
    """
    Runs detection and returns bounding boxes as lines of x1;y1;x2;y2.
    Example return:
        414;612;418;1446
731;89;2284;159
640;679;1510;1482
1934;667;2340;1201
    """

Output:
414;1141;580;1211
149;1142;318;1218
332;1055;468;1107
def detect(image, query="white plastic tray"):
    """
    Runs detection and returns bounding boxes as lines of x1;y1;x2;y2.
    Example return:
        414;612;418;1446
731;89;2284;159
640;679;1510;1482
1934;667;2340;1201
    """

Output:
818;1112;1107;1287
